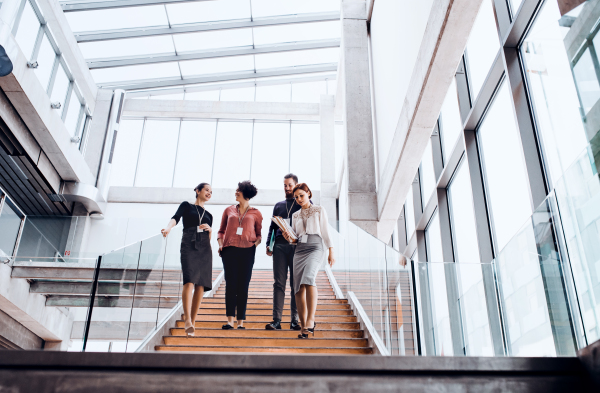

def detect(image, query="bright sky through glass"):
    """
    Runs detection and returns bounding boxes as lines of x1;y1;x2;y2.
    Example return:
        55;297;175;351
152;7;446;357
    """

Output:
64;0;341;94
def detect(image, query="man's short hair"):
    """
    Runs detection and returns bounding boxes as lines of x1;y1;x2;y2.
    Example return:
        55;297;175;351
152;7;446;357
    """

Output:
284;173;298;184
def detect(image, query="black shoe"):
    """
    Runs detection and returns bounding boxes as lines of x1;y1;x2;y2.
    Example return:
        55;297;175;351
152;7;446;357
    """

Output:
298;328;310;339
222;324;234;330
290;320;302;331
266;320;281;330
237;326;246;329
307;322;317;335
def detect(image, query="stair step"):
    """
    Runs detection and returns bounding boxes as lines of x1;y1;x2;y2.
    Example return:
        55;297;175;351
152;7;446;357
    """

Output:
163;336;369;348
154;345;373;354
170;328;364;338
194;309;353;316
202;298;347;304
211;295;338;299
192;315;357;322
197;303;351;310
176;321;361;330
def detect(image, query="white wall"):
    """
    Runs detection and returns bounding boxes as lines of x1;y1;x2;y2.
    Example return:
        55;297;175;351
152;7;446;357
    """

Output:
370;0;435;179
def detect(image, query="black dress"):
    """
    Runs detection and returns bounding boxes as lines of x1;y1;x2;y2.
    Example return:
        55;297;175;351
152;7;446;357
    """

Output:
172;202;213;290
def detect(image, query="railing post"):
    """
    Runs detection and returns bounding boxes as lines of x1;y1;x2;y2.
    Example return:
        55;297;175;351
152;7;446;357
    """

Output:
82;255;102;351
410;259;422;355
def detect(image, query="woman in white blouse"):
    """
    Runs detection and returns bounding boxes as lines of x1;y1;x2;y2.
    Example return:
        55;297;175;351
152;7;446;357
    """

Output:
282;183;335;338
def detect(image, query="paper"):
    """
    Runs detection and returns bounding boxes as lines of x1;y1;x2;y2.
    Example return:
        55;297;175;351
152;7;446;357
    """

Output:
271;216;298;240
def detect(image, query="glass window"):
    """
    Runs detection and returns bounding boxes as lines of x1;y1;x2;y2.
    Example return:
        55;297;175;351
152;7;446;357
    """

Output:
425;212;453;355
521;0;589;186
135;120;180;187
166;0;250;25
63;91;82;136
448;159;494;356
250;122;290;189
65;6;169;33
251;0;339;18
255;84;291;103
80;36;175;59
220;87;255;101
0;199;22;258
15;0;41;59
291;81;328;103
254;48;339;70
91;63;180;84
173;29;252;52
448;160;480;263
465;0;500;100
573;48;600;114
478;81;532;252
34;33;56;91
172;120;217;188
420;140;436;207
290;123;321;190
253;21;341;45
179;55;254;77
50;65;70;114
185;90;221;101
509;0;523;15
405;186;415;238
439;78;463;160
211;121;253;188
110;119;144;187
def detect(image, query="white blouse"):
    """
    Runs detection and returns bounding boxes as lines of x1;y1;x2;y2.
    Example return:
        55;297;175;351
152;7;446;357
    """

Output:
291;205;333;248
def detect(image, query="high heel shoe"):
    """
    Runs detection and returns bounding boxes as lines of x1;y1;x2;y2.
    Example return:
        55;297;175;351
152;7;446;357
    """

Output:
307;322;316;335
184;320;195;336
298;328;309;339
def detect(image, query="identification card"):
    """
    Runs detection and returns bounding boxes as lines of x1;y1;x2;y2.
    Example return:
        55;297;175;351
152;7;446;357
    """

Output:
301;234;308;243
197;226;204;233
285;218;291;226
236;227;244;235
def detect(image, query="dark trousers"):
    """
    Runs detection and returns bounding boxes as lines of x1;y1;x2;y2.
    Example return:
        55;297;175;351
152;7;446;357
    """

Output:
272;238;298;321
222;246;256;320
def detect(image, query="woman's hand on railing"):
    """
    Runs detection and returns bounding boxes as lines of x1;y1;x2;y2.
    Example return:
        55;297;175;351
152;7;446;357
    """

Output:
161;228;170;238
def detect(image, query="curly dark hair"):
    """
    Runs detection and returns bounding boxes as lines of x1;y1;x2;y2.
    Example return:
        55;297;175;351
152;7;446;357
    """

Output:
237;180;258;200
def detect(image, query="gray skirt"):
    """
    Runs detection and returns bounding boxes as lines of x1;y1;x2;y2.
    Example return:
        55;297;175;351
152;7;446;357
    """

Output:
293;234;324;294
180;227;213;290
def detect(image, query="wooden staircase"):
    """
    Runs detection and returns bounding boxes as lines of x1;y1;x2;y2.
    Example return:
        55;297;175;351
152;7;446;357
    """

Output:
156;270;373;354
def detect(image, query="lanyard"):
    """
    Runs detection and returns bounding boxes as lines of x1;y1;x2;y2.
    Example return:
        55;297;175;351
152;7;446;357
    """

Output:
237;205;250;227
195;204;206;224
285;199;296;218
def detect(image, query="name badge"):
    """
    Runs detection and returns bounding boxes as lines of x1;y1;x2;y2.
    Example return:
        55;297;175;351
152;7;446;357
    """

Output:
197;227;204;233
285;218;291;226
301;234;308;243
236;227;243;235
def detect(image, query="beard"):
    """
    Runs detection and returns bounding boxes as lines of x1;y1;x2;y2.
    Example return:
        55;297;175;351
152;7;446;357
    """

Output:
285;190;294;199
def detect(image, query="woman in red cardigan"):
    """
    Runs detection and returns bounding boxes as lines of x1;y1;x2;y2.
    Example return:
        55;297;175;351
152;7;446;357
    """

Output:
217;181;262;329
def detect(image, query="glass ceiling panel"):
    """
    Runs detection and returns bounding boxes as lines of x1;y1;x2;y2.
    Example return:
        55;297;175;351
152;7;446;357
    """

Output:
172;29;253;53
179;55;254;77
91;62;180;84
65;6;169;32
80;36;176;59
220;87;255;101
254;48;339;70
166;0;251;25
253;21;340;46
251;0;340;18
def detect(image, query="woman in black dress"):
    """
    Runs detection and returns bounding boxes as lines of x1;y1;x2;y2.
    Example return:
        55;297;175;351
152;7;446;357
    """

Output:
161;183;213;336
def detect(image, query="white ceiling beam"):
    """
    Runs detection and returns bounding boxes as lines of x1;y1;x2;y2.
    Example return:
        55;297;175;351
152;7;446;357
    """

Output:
74;12;340;42
97;63;338;90
121;99;321;121
61;0;215;12
87;39;340;69
125;73;336;98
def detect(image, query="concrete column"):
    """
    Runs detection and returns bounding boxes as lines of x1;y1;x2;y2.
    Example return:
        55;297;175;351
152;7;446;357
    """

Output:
341;0;379;237
320;95;337;226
